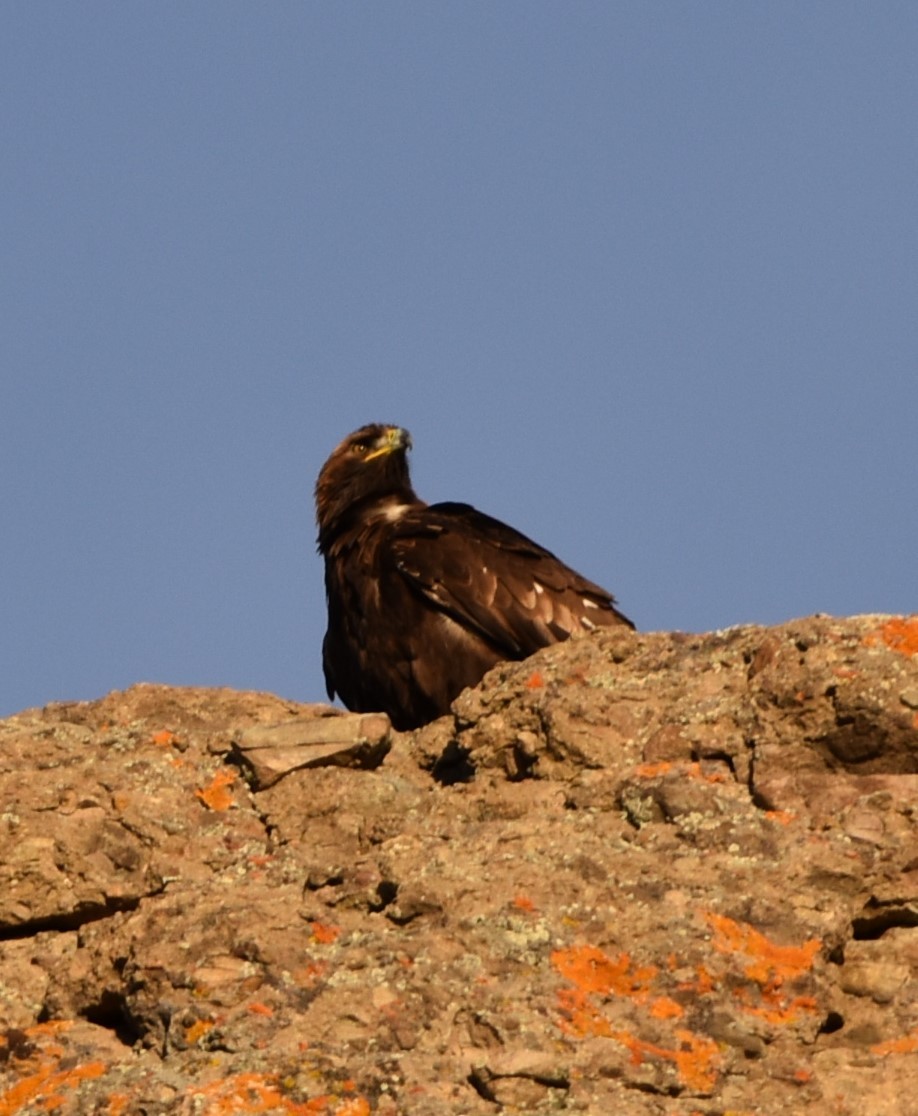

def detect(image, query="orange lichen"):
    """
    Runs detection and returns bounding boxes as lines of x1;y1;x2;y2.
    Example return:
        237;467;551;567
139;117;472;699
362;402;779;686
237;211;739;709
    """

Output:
871;1030;918;1056
705;913;820;984
184;1073;370;1115
25;1021;72;1038
310;921;341;945
183;1018;215;1044
552;946;657;1001
552;914;824;1099
765;810;795;825
635;761;673;778
649;996;685;1020
553;946;657;1041
679;965;715;995
704;912;821;1025
247;1002;275;1017
512;894;536;912
0;1060;106;1116
551;946;719;1090
526;670;545;689
555;990;613;1038
634;761;726;784
195;769;236;811
865;616;918;656
150;729;178;746
733;986;819;1025
672;1032;721;1094
294;962;328;986
610;1029;720;1093
336;1101;371;1116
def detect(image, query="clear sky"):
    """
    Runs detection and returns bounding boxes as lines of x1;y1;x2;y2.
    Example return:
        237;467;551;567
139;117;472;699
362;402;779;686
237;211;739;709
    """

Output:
3;4;916;718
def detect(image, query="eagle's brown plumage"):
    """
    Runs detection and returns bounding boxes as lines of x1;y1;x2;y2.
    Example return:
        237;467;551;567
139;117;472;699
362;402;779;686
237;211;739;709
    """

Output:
316;423;634;730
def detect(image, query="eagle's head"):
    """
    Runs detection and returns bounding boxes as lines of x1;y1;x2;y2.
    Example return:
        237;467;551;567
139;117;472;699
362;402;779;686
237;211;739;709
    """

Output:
315;424;416;551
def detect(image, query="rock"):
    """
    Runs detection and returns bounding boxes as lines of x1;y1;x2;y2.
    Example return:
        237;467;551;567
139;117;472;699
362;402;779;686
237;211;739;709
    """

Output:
232;710;391;788
0;616;916;1114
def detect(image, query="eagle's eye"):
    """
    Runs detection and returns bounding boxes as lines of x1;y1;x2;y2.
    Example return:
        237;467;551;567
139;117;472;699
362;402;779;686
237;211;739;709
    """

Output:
352;442;369;455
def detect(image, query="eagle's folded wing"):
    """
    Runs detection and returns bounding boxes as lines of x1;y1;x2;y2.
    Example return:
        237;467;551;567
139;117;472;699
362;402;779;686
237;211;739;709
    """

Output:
389;502;633;659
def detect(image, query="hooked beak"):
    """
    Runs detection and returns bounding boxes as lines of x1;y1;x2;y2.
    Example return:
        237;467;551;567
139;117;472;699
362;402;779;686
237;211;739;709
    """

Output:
364;426;411;461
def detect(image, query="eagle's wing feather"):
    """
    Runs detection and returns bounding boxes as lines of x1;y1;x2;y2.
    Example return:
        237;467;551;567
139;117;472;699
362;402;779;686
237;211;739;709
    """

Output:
389;502;631;659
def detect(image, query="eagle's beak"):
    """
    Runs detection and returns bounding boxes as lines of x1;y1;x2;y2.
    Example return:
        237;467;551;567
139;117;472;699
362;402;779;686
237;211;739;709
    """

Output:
365;426;411;461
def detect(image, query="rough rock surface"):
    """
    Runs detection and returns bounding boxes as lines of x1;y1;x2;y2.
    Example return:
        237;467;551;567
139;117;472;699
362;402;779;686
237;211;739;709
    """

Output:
1;614;916;1115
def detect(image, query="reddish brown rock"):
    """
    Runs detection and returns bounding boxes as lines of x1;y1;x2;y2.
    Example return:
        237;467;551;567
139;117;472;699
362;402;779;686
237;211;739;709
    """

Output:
0;616;916;1115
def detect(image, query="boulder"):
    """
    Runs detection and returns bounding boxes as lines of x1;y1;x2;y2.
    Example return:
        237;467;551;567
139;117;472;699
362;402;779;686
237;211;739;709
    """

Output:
1;615;916;1114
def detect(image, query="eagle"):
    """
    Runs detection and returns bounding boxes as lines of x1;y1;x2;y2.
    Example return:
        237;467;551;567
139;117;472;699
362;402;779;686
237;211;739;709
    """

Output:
315;423;634;731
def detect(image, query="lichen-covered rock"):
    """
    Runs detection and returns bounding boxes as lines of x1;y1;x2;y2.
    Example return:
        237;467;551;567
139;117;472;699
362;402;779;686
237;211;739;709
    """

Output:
1;617;916;1115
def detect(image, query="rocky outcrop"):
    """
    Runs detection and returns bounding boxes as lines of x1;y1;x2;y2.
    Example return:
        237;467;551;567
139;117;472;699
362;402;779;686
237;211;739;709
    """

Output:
1;615;916;1115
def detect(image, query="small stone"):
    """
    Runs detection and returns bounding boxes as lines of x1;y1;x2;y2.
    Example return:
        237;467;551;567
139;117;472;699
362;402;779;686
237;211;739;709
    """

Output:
839;962;910;1003
900;688;918;710
232;712;391;788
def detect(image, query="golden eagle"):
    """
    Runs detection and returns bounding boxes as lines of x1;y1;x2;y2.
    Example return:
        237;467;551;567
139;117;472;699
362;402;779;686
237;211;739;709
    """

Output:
316;424;634;730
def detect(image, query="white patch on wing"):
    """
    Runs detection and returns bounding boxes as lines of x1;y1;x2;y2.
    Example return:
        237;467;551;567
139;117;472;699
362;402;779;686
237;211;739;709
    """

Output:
534;582;544;595
382;503;411;521
582;597;599;609
549;601;572;636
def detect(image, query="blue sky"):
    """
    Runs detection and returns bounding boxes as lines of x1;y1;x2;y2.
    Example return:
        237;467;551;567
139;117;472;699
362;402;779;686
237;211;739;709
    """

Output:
3;4;916;718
